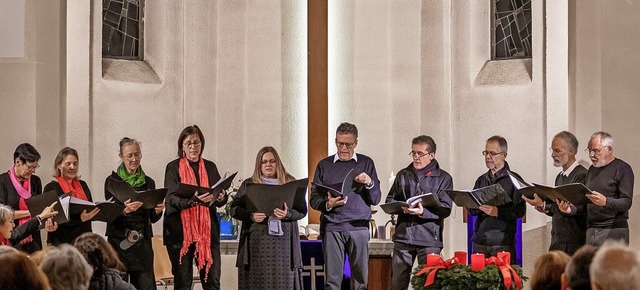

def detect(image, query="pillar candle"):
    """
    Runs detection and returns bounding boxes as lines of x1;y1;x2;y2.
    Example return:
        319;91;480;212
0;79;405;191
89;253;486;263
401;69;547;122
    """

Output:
426;253;441;267
497;251;511;265
471;253;485;271
454;251;467;265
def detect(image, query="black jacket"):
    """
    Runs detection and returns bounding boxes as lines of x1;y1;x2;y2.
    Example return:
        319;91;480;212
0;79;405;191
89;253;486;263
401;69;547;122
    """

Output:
89;269;136;290
0;172;43;252
162;158;227;246
469;162;526;246
45;180;93;245
385;160;453;248
104;172;161;272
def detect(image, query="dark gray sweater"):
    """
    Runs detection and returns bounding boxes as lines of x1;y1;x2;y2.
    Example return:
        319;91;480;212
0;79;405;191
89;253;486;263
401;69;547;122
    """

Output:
586;158;634;228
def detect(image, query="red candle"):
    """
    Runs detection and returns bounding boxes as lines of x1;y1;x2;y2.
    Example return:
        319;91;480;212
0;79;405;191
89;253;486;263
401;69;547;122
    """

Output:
426;253;441;266
454;251;467;265
471;253;485;271
497;251;511;265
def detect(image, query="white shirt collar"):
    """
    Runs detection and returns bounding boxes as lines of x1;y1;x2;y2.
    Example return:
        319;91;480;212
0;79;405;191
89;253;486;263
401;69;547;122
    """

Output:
560;160;579;177
333;153;358;163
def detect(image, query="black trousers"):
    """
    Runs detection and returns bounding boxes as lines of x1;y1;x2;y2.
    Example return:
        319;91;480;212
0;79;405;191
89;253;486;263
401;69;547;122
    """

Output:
166;242;221;290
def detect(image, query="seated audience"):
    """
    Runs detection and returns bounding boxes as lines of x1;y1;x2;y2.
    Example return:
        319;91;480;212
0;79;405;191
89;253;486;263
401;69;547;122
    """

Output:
0;249;51;290
39;244;93;290
74;232;136;290
590;240;640;290
530;250;571;290
561;245;597;290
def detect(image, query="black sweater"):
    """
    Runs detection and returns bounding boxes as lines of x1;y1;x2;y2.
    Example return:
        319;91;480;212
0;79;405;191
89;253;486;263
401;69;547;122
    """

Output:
469;162;526;246
385;160;453;247
44;180;93;245
309;154;381;234
162;158;227;246
0;172;43;252
586;158;634;228
544;164;588;244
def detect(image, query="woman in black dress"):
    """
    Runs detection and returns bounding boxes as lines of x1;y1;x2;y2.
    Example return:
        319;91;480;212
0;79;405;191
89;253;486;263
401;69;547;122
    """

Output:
45;147;99;245
104;137;164;290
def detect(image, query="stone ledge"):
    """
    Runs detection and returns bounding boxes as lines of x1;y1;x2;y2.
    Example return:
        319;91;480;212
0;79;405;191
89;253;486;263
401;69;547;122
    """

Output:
102;58;161;84
474;58;532;86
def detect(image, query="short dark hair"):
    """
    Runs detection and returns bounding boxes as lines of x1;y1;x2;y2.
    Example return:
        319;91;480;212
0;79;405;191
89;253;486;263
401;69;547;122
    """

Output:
336;122;358;138
554;131;579;151
412;135;437;153
14;143;41;163
177;125;206;157
487;135;508;154
565;245;597;290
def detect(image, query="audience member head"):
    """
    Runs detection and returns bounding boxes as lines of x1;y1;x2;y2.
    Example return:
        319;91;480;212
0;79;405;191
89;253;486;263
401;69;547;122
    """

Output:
39;244;92;290
562;244;597;290
74;232;125;273
590;240;640;290
0;250;51;290
0;204;15;241
30;245;56;266
251;146;294;184
177;125;205;161
530;250;571;290
0;245;18;256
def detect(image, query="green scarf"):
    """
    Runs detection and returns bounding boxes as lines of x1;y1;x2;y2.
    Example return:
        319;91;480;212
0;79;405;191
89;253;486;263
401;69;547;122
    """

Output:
117;163;147;188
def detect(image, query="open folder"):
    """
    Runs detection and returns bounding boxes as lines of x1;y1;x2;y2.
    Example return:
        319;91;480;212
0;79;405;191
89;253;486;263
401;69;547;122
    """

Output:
105;174;168;209
380;192;442;215
25;190;71;226
311;168;362;198
507;171;592;206
67;197;125;223
445;184;511;209
175;171;238;203
244;178;309;213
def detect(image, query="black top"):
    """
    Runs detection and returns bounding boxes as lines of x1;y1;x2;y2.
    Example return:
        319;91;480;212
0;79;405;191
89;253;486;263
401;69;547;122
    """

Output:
0;172;43;252
162;158;227;246
8;218;41;246
104;172;161;239
386;160;453;248
44;180;93;245
544;164;588;245
89;268;136;290
586;158;634;228
309;154;382;234
469;162;526;246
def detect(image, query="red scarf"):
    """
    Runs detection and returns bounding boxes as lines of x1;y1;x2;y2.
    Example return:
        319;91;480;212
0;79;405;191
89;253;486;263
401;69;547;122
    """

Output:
8;165;32;244
178;157;212;281
56;176;89;201
0;236;10;246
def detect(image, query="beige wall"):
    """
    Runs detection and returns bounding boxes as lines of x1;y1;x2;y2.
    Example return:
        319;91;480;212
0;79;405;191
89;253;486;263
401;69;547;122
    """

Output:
2;0;640;286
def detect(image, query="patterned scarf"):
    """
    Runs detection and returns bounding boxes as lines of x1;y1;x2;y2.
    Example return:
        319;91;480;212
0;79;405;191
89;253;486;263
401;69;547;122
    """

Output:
116;163;147;188
56;176;88;201
178;157;212;281
8;165;32;244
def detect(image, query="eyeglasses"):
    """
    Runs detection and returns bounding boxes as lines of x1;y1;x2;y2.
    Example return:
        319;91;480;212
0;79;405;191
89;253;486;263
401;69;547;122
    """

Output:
336;142;355;149
183;141;202;148
482;151;504;157
584;146;609;155
548;147;565;154
409;151;431;158
124;153;142;161
24;163;40;171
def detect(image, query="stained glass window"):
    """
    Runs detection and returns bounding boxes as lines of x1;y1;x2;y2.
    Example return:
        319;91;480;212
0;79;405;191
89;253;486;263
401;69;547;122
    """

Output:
493;0;531;59
102;0;142;59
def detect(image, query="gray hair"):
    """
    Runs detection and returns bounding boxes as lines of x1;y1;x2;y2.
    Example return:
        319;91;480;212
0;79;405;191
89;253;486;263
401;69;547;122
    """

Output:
336;122;358;138
591;131;614;148
40;244;93;290
554;131;580;151
118;137;142;155
0;204;13;225
590;240;640;290
487;135;508;154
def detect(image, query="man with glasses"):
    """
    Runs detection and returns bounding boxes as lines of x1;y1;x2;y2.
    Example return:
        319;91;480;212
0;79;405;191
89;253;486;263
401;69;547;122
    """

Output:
469;135;525;259
385;135;453;290
310;122;381;290
583;131;634;246
522;131;588;255
0;143;44;253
